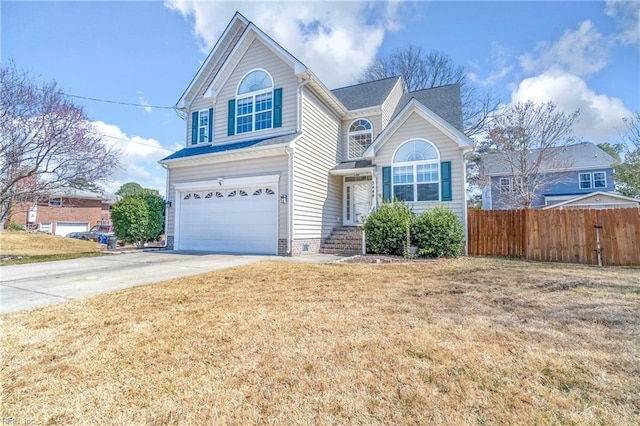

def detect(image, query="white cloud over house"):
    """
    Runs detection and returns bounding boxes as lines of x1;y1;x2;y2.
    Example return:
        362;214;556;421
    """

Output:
164;0;407;88
93;121;171;195
511;71;631;143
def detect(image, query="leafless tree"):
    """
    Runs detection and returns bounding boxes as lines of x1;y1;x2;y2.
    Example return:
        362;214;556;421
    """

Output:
480;101;580;209
0;63;120;228
359;46;499;138
612;112;640;197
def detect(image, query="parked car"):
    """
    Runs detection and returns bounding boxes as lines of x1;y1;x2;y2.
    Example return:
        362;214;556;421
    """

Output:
69;224;114;242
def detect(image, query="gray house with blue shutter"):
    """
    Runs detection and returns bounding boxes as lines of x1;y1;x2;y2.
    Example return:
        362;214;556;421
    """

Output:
159;12;473;256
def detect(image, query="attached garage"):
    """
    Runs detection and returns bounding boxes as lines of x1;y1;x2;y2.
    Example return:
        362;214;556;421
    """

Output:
55;222;89;236
174;176;279;254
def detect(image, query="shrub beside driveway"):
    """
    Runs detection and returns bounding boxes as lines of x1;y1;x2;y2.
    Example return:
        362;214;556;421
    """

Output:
1;258;639;424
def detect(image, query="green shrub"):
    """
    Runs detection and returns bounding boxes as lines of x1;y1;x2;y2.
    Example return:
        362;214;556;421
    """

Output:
5;221;26;231
364;201;413;256
111;196;149;246
411;206;464;258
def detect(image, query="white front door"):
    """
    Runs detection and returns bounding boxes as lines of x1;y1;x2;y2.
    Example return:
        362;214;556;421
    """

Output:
344;178;372;226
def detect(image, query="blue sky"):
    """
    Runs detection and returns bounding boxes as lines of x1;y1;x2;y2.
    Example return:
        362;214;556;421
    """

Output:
3;1;639;196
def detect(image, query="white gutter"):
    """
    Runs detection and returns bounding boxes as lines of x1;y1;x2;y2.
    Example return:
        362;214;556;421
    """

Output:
163;166;170;249
285;146;294;255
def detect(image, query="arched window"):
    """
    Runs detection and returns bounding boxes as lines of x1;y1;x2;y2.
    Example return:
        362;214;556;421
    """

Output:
392;139;440;202
236;69;274;134
347;119;373;159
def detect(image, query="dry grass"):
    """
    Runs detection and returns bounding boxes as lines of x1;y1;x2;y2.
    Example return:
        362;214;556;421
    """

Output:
1;257;639;425
0;230;99;256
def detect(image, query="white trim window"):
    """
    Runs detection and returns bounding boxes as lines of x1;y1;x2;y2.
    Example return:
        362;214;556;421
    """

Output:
49;197;62;207
236;69;273;134
579;171;607;189
499;178;512;193
347;119;373;159
198;109;209;143
593;171;606;188
392;139;440;202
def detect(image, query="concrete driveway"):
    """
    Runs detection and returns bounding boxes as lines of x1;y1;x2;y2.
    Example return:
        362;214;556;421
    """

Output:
0;251;346;314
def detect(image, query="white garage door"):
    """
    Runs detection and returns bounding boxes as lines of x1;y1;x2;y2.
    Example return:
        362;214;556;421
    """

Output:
56;222;89;236
177;185;278;254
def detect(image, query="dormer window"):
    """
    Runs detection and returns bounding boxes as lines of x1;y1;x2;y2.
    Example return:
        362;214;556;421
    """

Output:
236;69;274;134
348;119;373;159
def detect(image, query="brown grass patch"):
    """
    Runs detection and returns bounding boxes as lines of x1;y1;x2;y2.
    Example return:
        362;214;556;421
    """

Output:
1;258;639;424
0;231;100;256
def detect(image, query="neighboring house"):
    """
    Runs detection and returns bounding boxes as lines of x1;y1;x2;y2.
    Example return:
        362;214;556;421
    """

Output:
159;12;474;255
9;188;114;236
542;191;640;210
481;142;618;210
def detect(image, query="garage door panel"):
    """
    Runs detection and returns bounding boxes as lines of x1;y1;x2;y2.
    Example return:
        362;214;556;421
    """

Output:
56;222;89;236
178;186;277;254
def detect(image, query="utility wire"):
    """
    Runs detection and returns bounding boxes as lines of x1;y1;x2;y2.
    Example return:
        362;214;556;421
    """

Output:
65;92;178;110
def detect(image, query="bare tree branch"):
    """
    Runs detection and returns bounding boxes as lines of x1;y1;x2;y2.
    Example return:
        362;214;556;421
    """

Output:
0;63;121;227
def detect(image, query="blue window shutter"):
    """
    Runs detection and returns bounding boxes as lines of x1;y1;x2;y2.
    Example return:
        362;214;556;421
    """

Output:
441;161;452;201
191;111;198;144
273;88;283;128
227;99;235;136
382;167;391;201
208;108;213;142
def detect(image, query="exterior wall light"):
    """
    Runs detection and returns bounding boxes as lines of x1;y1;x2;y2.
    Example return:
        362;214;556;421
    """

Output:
280;194;288;204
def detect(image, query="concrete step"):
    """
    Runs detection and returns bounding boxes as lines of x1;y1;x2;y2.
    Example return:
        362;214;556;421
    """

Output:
319;248;362;255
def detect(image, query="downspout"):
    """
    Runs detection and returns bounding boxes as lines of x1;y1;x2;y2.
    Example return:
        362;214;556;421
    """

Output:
162;165;170;249
285;146;294;255
285;75;312;255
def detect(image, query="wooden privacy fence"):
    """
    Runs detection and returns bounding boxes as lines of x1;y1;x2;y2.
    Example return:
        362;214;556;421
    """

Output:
467;208;640;266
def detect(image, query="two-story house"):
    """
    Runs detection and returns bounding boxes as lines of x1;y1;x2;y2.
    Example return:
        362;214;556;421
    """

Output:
159;12;473;255
481;142;619;209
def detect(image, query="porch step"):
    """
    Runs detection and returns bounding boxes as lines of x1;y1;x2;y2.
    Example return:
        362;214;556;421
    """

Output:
319;226;364;255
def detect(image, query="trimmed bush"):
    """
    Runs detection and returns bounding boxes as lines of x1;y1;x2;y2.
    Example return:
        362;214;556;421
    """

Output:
411;206;464;258
4;221;26;231
364;201;413;256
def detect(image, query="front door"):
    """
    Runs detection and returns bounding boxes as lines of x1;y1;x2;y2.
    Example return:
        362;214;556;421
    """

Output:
344;177;372;226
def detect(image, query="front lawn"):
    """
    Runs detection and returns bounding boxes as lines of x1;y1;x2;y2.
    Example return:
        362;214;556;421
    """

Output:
1;258;638;424
0;231;100;264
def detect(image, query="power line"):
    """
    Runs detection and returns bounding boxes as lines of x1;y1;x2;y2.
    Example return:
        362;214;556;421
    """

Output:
99;134;176;152
65;92;178;110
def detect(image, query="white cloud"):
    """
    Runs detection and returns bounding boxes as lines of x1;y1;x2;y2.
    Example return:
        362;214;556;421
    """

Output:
93;121;170;196
468;43;514;86
164;1;407;88
137;91;152;114
519;21;609;77
511;71;631;143
605;0;640;46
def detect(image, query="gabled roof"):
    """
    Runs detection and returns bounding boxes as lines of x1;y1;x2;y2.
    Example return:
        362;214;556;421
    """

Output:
541;191;640;210
331;76;401;110
391;84;464;132
482;142;618;176
160;133;299;163
362;97;474;158
50;188;103;200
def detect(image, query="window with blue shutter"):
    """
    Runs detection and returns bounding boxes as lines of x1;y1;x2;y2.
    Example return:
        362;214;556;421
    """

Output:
273;88;282;128
191;111;198;145
227;99;235;136
382;167;391;201
208;108;213;142
441;161;452;201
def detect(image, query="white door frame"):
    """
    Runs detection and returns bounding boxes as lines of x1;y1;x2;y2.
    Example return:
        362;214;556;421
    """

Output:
343;176;372;226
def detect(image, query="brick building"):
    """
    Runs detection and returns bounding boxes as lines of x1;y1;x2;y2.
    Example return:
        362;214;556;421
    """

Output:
10;188;115;236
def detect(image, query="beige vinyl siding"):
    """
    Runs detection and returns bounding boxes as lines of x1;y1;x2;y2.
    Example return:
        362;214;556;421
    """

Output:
341;113;382;161
374;112;467;225
293;88;342;239
381;81;404;127
205;39;299;145
166;155;289;239
183;21;246;145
